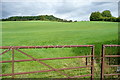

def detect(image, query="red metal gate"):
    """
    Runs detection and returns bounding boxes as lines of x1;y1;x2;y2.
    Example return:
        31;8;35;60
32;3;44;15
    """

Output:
101;45;120;80
0;45;95;79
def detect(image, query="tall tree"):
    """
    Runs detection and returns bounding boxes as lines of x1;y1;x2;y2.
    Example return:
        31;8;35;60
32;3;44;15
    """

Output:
90;12;102;21
101;10;112;17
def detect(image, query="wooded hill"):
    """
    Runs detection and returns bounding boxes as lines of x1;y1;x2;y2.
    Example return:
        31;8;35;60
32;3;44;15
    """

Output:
1;15;75;22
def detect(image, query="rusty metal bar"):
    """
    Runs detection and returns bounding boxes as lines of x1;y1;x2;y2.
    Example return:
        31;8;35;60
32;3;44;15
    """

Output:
71;74;92;78
0;65;92;76
0;45;94;49
104;74;120;76
101;45;105;80
0;49;10;55
91;46;94;80
105;55;120;57
0;55;92;63
12;49;14;78
16;49;70;78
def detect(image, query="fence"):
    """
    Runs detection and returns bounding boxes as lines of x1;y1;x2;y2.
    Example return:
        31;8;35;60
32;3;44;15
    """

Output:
101;45;120;80
1;45;120;79
0;45;95;79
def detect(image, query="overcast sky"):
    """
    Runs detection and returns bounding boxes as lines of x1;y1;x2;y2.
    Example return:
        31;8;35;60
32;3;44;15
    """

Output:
1;0;119;21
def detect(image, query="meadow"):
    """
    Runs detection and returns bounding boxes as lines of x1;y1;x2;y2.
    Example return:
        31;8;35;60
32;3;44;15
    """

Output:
1;21;118;78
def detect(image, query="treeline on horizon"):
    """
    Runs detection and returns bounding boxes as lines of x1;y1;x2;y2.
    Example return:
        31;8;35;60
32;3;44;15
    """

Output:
1;15;76;22
1;10;119;22
90;10;120;22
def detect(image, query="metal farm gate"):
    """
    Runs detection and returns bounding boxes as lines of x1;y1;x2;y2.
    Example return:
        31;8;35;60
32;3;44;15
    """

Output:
0;45;95;79
1;44;120;79
101;45;120;80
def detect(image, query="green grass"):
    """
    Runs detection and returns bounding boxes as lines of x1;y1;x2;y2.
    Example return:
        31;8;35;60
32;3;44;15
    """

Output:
1;21;118;78
2;21;118;46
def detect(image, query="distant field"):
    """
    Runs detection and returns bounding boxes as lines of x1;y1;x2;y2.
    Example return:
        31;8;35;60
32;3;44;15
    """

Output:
2;21;118;46
1;21;118;78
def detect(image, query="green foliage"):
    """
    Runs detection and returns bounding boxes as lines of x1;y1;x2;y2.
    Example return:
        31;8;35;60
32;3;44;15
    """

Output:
116;17;120;22
110;17;117;22
100;17;117;22
2;15;72;22
90;12;102;21
74;20;77;22
90;10;119;22
101;10;112;17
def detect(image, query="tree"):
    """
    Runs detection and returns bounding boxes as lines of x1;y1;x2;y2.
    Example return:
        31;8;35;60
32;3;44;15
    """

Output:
69;20;72;22
101;10;112;17
74;20;77;22
110;17;117;22
116;17;120;22
90;12;102;21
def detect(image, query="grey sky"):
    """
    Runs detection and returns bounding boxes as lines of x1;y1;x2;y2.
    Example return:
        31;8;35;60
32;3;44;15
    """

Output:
1;0;119;21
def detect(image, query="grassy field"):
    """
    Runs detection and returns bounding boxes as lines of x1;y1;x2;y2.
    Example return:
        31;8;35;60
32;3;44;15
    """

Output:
2;21;118;46
1;21;118;78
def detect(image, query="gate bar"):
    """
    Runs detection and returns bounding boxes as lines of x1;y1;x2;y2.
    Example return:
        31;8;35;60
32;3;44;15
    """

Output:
0;65;92;76
91;46;95;80
0;49;10;55
104;74;120;76
101;45;105;80
0;55;92;63
0;45;93;49
12;49;14;78
105;55;120;57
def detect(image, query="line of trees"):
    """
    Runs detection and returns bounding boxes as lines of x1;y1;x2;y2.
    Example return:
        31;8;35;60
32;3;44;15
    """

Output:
90;10;120;22
1;15;76;22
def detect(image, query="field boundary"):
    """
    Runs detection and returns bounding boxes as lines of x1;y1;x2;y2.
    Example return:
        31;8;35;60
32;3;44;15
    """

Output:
101;45;120;80
0;45;95;79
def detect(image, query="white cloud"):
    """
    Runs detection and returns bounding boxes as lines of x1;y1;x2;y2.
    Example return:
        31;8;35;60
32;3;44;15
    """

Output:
1;0;119;2
90;0;119;2
1;0;90;2
1;1;118;21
